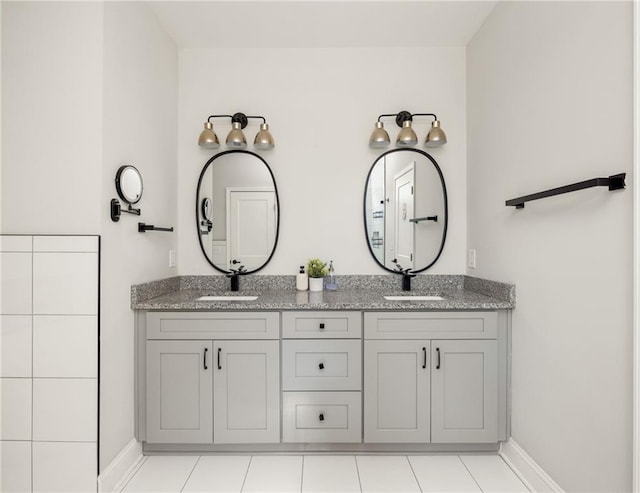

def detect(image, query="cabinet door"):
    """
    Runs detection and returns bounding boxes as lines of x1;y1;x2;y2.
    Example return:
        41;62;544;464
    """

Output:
146;340;213;444
364;340;430;443
431;340;498;443
214;340;280;443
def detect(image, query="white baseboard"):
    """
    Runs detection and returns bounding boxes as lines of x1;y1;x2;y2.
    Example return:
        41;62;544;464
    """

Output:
98;438;144;493
500;439;564;493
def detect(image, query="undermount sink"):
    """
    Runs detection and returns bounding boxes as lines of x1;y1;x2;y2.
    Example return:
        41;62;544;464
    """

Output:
384;295;445;301
197;295;258;301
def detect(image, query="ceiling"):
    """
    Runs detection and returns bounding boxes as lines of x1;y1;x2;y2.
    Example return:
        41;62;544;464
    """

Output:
147;1;498;49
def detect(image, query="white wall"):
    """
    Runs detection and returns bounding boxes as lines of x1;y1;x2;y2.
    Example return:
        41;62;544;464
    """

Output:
100;2;178;472
467;2;633;490
178;47;467;276
1;2;103;233
1;0;179;474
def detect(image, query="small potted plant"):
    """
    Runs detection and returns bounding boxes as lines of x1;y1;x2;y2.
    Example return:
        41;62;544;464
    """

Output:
307;258;328;292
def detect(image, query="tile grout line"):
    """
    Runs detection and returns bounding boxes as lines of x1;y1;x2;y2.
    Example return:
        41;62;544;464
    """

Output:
30;237;34;491
497;453;533;492
118;455;149;492
179;455;201;492
240;455;253;492
405;456;424;493
458;455;485;493
354;455;363;493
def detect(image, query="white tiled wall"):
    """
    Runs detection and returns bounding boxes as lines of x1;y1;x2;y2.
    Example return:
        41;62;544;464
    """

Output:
0;235;99;493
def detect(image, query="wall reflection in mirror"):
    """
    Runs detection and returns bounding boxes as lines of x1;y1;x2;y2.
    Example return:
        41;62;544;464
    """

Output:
196;150;279;273
364;149;447;273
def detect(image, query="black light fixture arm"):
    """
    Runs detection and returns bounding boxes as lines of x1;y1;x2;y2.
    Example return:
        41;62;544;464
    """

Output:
207;113;267;130
206;114;233;122
376;111;439;128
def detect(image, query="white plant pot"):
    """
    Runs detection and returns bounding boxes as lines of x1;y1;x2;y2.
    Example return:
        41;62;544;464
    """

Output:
308;277;324;292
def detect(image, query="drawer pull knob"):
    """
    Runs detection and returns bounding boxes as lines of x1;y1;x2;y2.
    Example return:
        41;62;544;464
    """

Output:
204;347;208;370
217;347;222;370
422;347;427;369
436;347;441;370
318;362;325;370
319;323;325;329
319;413;325;421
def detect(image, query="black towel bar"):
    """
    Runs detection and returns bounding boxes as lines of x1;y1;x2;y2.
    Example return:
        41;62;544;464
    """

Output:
138;222;174;233
506;173;626;209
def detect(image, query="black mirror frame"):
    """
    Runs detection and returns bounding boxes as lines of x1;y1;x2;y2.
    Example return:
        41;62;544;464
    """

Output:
363;148;448;274
196;149;281;275
115;165;143;205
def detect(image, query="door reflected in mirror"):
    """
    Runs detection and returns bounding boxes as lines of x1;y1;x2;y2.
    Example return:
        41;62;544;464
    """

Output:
364;148;447;273
196;150;280;273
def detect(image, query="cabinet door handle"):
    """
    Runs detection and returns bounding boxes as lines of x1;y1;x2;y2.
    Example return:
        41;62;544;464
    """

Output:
319;323;325;329
204;348;208;370
217;347;222;370
422;347;427;369
319;413;325;422
436;347;441;370
318;362;325;370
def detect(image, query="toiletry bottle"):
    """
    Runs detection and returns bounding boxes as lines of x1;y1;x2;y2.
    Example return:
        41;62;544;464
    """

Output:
296;265;308;291
325;260;337;291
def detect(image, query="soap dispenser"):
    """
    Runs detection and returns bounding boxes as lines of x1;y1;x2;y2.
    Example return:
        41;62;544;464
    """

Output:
296;265;308;291
325;260;337;291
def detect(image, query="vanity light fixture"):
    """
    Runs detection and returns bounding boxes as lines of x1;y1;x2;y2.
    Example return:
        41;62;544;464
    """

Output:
368;111;447;148
198;113;274;150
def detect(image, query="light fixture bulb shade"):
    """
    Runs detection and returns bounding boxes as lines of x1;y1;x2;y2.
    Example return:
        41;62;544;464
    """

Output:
369;121;390;148
396;120;418;147
254;123;275;150
425;120;447;147
198;122;220;148
226;122;247;149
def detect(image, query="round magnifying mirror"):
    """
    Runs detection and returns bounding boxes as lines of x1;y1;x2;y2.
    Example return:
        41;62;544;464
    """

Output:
115;165;143;205
364;148;448;273
196;150;280;274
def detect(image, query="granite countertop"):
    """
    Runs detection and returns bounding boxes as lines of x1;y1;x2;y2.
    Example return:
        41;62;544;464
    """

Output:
131;275;514;311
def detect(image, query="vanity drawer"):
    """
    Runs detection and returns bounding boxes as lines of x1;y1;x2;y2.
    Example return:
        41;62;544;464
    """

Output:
364;312;498;340
146;312;279;340
282;311;361;339
282;340;362;391
282;391;362;443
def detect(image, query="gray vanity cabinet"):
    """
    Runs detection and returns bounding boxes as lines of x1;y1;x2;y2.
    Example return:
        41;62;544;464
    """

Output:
146;340;213;444
213;340;280;443
364;340;431;443
137;308;509;450
281;311;363;443
430;340;498;443
142;312;280;445
364;312;503;445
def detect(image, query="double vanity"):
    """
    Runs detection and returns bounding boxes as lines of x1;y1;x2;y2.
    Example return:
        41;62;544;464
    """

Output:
132;275;514;454
132;147;513;454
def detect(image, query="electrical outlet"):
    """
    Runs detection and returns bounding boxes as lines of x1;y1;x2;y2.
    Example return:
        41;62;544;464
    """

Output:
467;249;476;269
169;249;176;268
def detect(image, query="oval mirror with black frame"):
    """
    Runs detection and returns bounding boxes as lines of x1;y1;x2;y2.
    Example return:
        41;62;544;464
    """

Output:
196;150;280;274
115;165;143;205
364;148;448;273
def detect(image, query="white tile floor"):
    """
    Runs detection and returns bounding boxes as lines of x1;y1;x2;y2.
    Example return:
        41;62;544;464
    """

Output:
120;454;530;493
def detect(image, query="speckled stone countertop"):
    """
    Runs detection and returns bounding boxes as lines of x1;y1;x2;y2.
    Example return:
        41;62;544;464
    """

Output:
131;275;514;311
